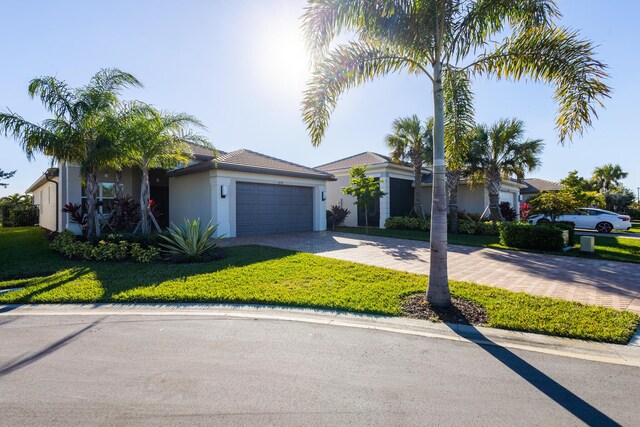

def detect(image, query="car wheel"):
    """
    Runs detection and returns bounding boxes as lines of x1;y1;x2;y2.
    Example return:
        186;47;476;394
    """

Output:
596;222;613;233
537;218;550;224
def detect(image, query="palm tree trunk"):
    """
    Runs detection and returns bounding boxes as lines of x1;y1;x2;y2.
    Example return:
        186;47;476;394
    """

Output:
140;166;151;234
427;60;451;308
487;178;502;221
414;165;424;218
446;169;461;233
115;170;124;200
85;170;98;240
114;169;124;219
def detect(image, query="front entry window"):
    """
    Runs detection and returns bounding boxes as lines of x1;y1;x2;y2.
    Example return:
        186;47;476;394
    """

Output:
81;182;116;216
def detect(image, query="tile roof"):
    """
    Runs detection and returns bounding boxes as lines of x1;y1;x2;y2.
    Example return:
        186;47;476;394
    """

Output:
521;178;564;194
187;142;221;159
169;148;335;181
315;152;399;171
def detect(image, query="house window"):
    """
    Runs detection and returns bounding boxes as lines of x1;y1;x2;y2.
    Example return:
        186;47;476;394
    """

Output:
81;182;116;215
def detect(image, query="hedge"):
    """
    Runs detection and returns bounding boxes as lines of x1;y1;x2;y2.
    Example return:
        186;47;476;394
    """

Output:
457;220;499;236
499;222;565;251
384;216;430;231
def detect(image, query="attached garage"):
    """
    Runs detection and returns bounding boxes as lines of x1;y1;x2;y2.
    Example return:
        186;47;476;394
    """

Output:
168;147;335;238
236;182;313;236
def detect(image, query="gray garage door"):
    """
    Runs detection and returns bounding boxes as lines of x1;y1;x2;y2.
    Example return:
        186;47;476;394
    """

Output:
236;182;313;236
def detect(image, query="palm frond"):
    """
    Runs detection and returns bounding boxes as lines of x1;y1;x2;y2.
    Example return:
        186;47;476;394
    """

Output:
302;40;425;146
27;76;76;119
452;0;560;60
442;66;474;167
302;0;418;62
472;26;611;143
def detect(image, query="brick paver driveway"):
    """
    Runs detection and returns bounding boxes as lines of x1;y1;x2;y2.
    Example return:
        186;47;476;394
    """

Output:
224;231;640;313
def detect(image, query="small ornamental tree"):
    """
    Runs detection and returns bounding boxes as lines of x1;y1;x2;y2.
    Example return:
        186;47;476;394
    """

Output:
341;166;386;234
529;191;579;222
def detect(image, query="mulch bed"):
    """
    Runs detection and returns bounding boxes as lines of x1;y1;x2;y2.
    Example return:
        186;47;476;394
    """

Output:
402;294;488;326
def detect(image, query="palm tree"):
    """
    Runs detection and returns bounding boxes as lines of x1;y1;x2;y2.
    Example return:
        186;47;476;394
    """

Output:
468;119;543;221
0;68;142;239
385;115;432;218
591;164;628;192
301;0;609;307
119;103;212;234
0;193;31;206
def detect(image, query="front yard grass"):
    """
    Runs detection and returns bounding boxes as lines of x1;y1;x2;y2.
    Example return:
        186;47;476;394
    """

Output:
1;227;638;344
337;227;640;264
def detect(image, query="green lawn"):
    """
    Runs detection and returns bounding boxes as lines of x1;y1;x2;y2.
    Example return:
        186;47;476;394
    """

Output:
0;227;638;344
337;227;640;264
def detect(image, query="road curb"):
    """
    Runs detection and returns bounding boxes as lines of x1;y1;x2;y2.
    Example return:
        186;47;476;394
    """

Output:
1;303;639;367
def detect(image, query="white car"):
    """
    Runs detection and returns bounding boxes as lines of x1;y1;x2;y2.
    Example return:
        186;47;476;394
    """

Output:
528;208;632;233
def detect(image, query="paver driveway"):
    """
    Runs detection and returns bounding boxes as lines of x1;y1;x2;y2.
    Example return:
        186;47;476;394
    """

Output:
224;231;640;313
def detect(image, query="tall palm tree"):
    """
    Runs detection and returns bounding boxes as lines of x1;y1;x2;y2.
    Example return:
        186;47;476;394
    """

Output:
591;163;628;192
468;119;543;221
385;115;432;218
0;68;142;239
119;103;212;234
301;0;609;307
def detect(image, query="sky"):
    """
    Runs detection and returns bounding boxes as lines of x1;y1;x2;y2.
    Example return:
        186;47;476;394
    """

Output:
1;0;638;198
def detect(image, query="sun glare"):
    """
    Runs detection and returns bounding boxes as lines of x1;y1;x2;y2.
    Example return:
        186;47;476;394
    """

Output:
252;11;310;98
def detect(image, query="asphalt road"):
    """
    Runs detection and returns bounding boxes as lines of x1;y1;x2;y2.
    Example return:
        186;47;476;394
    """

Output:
0;315;638;426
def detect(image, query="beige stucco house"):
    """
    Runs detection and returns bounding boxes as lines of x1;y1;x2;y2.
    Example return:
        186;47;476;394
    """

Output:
26;144;334;237
317;152;526;228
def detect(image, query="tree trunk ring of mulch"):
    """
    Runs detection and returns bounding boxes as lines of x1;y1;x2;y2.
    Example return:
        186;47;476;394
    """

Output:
402;294;488;326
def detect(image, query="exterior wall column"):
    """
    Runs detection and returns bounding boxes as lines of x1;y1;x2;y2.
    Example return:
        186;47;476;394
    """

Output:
379;172;391;229
313;185;327;231
210;174;232;238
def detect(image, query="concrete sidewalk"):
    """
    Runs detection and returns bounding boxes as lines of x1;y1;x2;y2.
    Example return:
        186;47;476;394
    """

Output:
223;231;640;313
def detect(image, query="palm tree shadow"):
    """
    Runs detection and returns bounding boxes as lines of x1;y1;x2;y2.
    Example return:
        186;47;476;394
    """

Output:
0;317;103;377
446;323;620;426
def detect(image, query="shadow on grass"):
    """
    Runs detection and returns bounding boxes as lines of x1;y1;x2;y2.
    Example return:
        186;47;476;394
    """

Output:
92;245;299;301
0;317;103;377
445;321;620;426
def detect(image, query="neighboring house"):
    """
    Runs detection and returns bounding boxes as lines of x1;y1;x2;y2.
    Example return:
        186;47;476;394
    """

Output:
25;144;334;237
317;152;526;228
520;178;564;202
25;168;59;231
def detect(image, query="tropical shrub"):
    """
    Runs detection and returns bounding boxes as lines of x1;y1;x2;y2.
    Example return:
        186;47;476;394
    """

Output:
109;196;141;232
603;187;635;212
499;222;565;251
626;202;640;219
384;216;430;231
519;202;531;221
326;205;351;230
457;220;500;236
62;203;87;230
158;218;223;262
50;230;161;263
1;205;39;227
499;202;517;221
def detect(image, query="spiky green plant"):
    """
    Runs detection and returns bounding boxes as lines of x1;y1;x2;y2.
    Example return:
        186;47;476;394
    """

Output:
158;218;223;261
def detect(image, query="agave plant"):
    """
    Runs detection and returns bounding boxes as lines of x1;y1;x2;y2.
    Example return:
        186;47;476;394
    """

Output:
158;218;223;261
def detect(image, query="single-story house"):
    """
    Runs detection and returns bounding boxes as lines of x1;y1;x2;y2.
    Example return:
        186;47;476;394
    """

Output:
316;152;527;228
26;144;334;237
520;178;564;201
